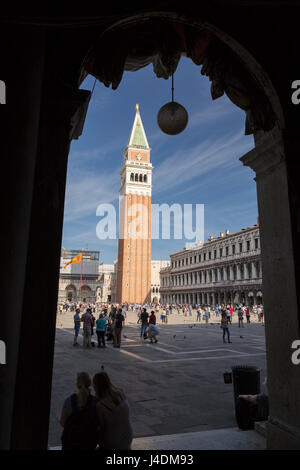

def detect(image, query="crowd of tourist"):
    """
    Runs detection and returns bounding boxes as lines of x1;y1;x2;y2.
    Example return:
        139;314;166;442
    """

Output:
57;300;264;350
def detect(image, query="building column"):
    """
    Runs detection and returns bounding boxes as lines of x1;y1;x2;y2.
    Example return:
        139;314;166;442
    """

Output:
240;130;300;449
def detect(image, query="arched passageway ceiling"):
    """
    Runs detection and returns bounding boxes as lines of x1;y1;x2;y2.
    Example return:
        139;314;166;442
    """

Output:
82;15;280;136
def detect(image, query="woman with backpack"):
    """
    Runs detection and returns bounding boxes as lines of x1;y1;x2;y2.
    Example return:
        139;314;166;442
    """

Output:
60;372;98;450
93;372;133;450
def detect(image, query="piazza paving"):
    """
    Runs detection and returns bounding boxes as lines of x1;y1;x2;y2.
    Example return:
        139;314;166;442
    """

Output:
48;309;267;448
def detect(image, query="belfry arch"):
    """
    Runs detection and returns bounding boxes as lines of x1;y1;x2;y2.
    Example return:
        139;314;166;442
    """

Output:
1;6;300;451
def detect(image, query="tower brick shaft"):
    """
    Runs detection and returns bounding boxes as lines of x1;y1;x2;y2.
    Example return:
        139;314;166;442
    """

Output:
116;105;152;304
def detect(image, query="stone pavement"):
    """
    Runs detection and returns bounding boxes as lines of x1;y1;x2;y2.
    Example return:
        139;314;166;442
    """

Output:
49;309;267;449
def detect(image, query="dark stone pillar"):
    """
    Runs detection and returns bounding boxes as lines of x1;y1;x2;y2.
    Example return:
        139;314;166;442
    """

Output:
0;26;45;450
8;80;90;449
240;127;300;449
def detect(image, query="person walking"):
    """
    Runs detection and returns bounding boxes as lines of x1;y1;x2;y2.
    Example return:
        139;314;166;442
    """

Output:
238;307;244;328
81;308;94;348
93;372;133;450
221;312;232;343
73;308;81;346
96;313;106;348
114;308;124;348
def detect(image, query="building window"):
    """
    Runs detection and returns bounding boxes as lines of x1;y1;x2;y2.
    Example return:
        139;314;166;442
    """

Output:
135;174;138;181
247;240;250;251
255;238;259;249
239;242;243;253
214;250;216;259
208;252;211;260
232;245;235;254
190;257;192;264
220;248;223;257
194;256;196;263
226;246;229;256
198;254;201;262
139;174;143;182
130;173;134;181
144;174;147;183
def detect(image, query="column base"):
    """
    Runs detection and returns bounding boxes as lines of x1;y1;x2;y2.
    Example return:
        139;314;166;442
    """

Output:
267;417;300;450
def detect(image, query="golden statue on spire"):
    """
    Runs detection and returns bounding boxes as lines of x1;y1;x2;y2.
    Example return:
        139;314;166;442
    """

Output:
136;103;139;111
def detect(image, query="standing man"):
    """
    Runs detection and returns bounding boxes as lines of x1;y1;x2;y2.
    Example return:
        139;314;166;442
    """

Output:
196;306;202;322
81;308;94;348
96;313;106;348
114;308;125;348
246;306;251;324
221;312;232;343
238;306;244;328
140;308;149;337
204;308;209;327
73;308;81;346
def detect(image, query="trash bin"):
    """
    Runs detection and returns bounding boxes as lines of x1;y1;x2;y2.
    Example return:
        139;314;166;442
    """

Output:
232;365;260;430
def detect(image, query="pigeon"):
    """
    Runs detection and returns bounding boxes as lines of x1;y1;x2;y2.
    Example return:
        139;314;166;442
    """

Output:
173;335;176;339
123;335;127;338
183;336;186;339
100;365;104;370
240;336;244;339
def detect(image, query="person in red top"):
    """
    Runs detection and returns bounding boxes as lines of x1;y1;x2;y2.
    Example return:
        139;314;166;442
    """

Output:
149;311;156;325
148;311;159;343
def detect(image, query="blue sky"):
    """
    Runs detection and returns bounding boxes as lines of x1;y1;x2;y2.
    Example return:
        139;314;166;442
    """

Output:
62;56;257;264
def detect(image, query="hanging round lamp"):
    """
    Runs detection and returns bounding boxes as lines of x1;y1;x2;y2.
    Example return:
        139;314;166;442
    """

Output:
157;74;188;135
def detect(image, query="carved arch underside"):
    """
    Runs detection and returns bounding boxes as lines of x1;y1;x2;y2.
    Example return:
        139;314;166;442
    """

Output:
83;17;277;135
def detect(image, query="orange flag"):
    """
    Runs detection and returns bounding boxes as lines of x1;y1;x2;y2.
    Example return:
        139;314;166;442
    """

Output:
63;253;83;269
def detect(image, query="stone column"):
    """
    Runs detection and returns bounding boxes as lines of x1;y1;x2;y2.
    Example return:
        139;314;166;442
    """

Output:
236;264;241;281
229;265;234;281
251;261;256;279
240;130;300;449
244;263;249;280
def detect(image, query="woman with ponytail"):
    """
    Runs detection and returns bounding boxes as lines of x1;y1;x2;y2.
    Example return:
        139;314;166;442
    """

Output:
60;372;99;450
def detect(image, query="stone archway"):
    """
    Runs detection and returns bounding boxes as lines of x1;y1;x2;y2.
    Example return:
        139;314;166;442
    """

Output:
80;285;92;302
65;284;77;302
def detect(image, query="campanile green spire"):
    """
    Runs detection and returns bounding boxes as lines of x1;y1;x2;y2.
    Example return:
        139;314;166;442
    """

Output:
127;104;150;149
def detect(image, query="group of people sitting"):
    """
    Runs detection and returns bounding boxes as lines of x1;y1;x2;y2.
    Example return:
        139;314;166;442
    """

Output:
60;371;133;450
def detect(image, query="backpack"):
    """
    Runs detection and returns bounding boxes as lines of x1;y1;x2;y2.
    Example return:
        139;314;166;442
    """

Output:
61;394;98;450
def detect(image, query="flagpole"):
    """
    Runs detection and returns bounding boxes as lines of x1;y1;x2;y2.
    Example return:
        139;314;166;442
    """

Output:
80;255;83;301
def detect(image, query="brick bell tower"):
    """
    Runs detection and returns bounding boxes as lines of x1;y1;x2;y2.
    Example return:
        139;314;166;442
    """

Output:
116;104;152;304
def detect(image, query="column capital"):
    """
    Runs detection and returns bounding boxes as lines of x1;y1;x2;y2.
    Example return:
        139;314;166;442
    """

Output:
240;129;285;181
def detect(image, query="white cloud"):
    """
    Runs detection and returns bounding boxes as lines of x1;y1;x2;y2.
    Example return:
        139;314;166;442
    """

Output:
152;129;254;197
63;169;119;223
